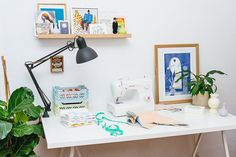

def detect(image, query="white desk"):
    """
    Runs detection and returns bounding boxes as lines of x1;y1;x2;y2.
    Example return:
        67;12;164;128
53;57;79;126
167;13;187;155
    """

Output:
42;108;236;157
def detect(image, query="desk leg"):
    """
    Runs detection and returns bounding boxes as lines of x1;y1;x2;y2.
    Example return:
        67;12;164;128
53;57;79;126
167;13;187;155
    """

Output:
69;147;75;157
59;147;82;157
75;147;82;157
192;133;203;157
59;148;65;157
222;131;230;157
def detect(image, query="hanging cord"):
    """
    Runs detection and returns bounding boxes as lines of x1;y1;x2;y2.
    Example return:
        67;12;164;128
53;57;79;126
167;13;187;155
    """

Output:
95;112;128;136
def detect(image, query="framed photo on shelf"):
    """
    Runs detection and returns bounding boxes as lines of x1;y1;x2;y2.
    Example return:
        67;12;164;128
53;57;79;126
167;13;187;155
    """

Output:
155;44;199;104
35;11;55;35
100;19;112;34
50;55;64;73
59;20;70;34
37;3;67;29
35;23;50;35
89;24;107;34
71;8;98;34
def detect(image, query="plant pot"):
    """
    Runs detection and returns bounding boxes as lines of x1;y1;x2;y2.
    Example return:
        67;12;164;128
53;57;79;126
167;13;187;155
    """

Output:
192;92;209;107
27;118;40;125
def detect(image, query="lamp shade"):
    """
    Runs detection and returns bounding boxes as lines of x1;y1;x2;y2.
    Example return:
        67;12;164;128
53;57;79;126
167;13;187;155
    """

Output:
76;36;98;64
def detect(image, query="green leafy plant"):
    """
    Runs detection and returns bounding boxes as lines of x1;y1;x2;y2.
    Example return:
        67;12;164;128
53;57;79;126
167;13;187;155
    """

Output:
176;70;226;96
0;87;44;157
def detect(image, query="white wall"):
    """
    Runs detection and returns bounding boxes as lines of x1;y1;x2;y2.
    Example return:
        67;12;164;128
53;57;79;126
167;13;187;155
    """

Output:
0;0;236;156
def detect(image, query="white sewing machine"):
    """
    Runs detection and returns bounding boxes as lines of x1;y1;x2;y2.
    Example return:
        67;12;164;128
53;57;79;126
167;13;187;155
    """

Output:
107;77;155;116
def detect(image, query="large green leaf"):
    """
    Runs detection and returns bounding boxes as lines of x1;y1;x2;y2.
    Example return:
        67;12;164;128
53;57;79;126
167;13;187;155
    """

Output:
12;123;44;138
9;99;34;117
191;84;199;95
13;135;39;157
0;108;9;120
0;100;6;110
8;87;34;116
15;112;29;123
12;124;34;137
26;105;43;119
0;120;12;140
32;124;45;137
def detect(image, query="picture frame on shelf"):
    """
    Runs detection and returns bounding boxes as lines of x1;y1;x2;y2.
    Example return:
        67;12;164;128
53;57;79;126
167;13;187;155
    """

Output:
59;20;70;34
71;8;98;34
37;3;67;29
155;44;199;104
89;24;107;34
50;55;64;73
35;11;55;35
100;18;112;34
35;23;50;35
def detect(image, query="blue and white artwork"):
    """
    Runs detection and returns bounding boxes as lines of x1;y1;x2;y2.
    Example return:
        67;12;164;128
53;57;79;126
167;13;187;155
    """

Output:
164;53;191;96
40;8;65;28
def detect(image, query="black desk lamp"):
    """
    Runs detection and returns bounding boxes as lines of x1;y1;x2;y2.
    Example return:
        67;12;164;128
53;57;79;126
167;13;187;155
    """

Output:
25;36;98;118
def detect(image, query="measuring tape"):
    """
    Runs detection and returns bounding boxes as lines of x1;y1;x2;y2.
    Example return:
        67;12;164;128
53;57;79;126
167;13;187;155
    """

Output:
96;112;128;136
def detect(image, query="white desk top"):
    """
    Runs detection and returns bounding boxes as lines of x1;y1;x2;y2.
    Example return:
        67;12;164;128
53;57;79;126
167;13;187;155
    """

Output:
42;106;236;149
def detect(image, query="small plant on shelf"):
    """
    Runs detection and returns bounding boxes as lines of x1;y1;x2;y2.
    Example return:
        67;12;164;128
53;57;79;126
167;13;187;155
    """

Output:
0;87;44;157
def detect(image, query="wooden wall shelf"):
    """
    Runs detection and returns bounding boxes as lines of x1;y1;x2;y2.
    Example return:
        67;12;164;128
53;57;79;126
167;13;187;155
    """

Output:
37;34;132;39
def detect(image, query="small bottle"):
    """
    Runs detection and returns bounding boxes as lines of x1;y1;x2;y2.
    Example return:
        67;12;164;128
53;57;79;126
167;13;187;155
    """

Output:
219;102;228;117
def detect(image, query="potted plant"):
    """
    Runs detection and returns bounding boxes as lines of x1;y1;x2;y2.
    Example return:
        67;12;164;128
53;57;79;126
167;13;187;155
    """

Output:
176;70;226;107
0;87;44;157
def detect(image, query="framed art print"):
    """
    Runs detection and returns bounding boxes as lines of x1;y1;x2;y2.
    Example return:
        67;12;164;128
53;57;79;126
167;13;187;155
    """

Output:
50;55;64;73
36;11;55;24
35;11;55;35
37;3;67;29
59;20;70;34
71;8;98;34
155;44;199;104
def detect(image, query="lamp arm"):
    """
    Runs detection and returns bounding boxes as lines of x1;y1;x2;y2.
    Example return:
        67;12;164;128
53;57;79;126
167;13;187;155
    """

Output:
32;41;75;69
25;64;51;117
25;41;75;117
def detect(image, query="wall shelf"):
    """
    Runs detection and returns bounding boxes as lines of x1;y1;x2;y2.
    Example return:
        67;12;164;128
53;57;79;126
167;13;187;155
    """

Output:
36;34;132;39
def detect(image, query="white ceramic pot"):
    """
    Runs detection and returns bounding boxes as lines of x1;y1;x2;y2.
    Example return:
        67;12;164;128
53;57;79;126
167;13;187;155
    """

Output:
208;93;220;114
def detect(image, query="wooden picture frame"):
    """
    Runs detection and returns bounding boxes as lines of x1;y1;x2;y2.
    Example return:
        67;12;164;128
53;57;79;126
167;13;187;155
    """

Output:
37;3;67;29
50;55;64;73
155;44;199;104
71;7;98;34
